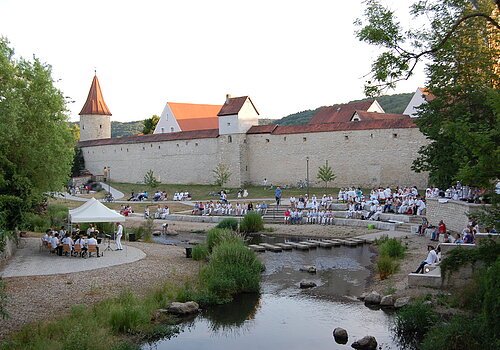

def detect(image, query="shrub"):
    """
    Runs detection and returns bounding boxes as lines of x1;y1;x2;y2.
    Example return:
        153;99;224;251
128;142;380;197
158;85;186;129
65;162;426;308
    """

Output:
192;243;209;261
206;228;242;253
200;240;263;303
22;213;50;232
46;204;68;227
216;218;239;231
379;237;406;259
393;301;439;349
108;292;150;334
239;211;264;233
420;315;485;350
0;278;8;320
377;255;398;280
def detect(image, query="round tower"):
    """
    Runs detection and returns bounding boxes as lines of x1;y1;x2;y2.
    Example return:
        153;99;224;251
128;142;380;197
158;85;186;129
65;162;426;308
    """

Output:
79;74;112;141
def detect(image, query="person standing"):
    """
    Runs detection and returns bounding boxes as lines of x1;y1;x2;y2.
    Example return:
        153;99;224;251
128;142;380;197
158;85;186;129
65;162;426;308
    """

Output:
115;222;123;251
275;186;282;206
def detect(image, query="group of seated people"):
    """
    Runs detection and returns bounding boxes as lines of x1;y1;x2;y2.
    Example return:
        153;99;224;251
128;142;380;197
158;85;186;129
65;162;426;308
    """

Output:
152;191;168;201
173;192;191;201
145;205;170;219
120;205;134;216
284;208;336;225
128;191;149;201
41;224;101;257
289;194;337;210
425;182;483;203
191;201;267;216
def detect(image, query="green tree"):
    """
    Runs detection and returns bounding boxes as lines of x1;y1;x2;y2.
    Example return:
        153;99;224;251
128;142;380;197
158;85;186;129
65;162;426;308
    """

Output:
356;0;499;190
142;114;160;134
212;163;231;187
143;169;160;190
71;147;85;177
316;161;336;188
0;38;74;229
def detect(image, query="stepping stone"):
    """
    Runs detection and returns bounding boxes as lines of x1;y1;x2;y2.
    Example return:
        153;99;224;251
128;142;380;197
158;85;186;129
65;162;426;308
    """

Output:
248;244;266;252
299;241;318;249
275;243;293;250
286;241;310;250
260;243;283;252
346;238;364;245
322;239;342;246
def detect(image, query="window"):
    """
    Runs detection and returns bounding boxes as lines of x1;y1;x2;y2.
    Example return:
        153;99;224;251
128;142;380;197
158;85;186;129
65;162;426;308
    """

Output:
176;144;179;147
344;135;349;140
195;143;198;147
265;139;270;143
161;127;164;133
158;145;160;149
393;133;398;138
284;137;287;141
370;134;374;138
228;135;232;143
245;166;248;171
227;122;231;126
185;141;188;145
99;124;102;129
126;148;129;152
303;137;307;142
142;146;145;150
150;144;153;147
82;125;85;130
170;127;174;132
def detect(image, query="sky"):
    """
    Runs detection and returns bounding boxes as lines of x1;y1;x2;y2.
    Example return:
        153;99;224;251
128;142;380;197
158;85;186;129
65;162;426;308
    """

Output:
0;0;425;122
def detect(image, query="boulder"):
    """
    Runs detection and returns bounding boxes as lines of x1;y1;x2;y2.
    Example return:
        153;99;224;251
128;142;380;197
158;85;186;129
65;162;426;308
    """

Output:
364;291;381;305
299;265;317;273
333;327;348;344
394;296;411;308
166;301;200;315
300;280;317;289
351;335;378;350
380;294;395;307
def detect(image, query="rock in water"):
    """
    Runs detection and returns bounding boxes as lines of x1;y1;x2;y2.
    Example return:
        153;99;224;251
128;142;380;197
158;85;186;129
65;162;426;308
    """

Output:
167;301;200;315
394;296;411;308
380;294;395;307
333;327;348;344
299;265;317;273
351;335;378;350
300;280;317;289
364;291;381;304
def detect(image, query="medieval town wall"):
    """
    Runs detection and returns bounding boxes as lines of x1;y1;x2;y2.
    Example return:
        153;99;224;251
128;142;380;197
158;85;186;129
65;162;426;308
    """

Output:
81;126;429;189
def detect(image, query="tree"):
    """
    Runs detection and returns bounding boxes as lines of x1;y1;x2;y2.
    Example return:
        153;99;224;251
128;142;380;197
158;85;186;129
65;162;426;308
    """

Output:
71;147;85;177
212;163;231;187
356;0;499;190
143;169;160;190
316;161;336;188
0;38;74;229
142;114;160;134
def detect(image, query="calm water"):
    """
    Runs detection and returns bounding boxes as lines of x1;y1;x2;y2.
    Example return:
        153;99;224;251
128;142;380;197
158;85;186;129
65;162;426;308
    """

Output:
148;235;398;349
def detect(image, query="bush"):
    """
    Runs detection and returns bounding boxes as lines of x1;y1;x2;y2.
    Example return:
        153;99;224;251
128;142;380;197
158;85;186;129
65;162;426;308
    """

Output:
22;213;50;232
216;218;239;231
239;211;264;233
0;278;8;320
200;240;263;303
377;255;399;280
379;237;406;259
206;228;242;253
192;243;209;261
420;315;484;350
394;301;439;349
46;204;68;227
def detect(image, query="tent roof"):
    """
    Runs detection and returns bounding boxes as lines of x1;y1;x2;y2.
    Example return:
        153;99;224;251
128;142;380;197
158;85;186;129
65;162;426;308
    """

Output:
70;198;125;223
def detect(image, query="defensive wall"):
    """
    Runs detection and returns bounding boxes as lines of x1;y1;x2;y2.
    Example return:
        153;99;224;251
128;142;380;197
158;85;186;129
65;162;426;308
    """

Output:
80;126;429;189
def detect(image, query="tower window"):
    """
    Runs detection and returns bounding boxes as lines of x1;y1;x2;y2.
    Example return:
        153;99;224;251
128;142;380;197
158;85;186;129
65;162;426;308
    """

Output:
393;133;398;138
176;144;179;147
228;135;232;143
82;125;85;130
245;166;248;171
158;145;160;149
266;139;270;143
303;137;307;142
171;127;174;132
344;135;349;140
227;122;231;126
370;134;373;138
99;124;102;129
284;137;287;141
161;127;164;133
195;143;198;147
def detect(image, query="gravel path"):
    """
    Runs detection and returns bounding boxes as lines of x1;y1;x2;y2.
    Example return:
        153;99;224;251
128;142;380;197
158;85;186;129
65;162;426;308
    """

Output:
0;240;199;339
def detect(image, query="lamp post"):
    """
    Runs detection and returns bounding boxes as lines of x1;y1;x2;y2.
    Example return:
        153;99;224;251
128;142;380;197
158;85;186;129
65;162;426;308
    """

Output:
306;157;310;199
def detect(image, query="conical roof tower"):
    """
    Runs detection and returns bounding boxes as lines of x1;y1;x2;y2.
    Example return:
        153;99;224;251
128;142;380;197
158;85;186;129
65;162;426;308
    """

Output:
79;74;112;141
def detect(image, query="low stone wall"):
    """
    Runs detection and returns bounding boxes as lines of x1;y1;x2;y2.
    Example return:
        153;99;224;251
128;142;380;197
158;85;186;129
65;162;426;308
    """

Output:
426;198;486;232
0;235;16;263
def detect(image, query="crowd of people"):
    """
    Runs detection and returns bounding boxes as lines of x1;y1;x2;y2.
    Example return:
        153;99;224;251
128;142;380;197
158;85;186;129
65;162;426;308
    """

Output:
190;201;268;216
424;181;484;203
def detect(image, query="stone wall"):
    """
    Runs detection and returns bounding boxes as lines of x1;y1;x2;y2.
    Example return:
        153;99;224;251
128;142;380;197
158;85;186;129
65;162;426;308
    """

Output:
81;126;429;189
426;198;486;232
0;235;16;262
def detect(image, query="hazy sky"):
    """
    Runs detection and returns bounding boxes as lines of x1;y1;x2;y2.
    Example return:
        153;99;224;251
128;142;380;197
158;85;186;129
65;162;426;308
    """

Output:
0;0;424;122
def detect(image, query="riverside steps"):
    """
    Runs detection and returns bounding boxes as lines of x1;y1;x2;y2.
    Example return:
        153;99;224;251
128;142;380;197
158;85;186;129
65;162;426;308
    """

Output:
285;241;310;250
309;239;334;248
275;243;294;250
322;239;342;247
259;243;283;252
299;241;318;249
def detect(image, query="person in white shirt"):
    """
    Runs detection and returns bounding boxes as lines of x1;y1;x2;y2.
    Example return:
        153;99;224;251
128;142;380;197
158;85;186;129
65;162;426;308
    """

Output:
115;222;123;250
416;198;426;216
87;234;100;257
74;235;87;257
61;233;74;255
414;246;439;274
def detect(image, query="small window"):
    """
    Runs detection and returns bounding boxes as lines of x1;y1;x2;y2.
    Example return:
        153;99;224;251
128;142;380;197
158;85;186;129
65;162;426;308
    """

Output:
120;147;123;151
161;127;164;133
265;139;270;143
284;137;287;141
370;134;373;138
99;124;102;129
344;135;349;140
303;137;307;142
228;135;232;143
176;144;179;147
245;165;248;171
126;148;129;152
150;144;153;148
87;151;90;154
243;139;247;143
82;125;85;130
393;133;398;138
227;122;231;126
185;141;188;145
158;145;160;149
195;143;198;147
171;127;174;132
142;146;145;150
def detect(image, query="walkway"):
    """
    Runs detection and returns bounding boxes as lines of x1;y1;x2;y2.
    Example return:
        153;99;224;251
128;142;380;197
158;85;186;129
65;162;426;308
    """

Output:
0;238;146;277
56;182;125;202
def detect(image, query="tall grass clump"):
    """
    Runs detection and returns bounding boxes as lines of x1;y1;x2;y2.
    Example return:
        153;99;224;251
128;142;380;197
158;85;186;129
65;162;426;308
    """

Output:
239;211;264;233
393;300;440;349
0;278;7;320
192;243;209;261
206;228;242;253
200;240;263;303
377;255;399;280
46;204;69;227
216;218;239;231
420;315;484;350
379;237;406;259
375;236;406;279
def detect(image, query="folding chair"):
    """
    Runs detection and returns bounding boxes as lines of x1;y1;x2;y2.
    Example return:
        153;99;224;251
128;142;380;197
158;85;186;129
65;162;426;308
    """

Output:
62;244;71;257
87;244;98;258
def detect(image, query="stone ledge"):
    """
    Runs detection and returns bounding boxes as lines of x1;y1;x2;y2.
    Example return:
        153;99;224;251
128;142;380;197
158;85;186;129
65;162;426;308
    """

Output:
408;267;442;288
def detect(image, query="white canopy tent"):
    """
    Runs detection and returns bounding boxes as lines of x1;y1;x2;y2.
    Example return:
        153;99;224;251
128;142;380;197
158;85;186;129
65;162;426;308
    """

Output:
69;197;125;223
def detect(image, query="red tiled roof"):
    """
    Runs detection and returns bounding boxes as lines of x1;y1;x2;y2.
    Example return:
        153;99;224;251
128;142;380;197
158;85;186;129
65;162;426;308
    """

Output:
420;87;436;102
308;100;374;124
247;125;278;134
79;75;112;116
255;118;416;136
78;129;219;147
167;102;221;131
354;111;408;120
218;96;260;116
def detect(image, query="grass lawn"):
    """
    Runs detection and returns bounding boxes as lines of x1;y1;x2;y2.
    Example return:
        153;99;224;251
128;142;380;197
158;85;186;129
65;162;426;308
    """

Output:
110;182;345;201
